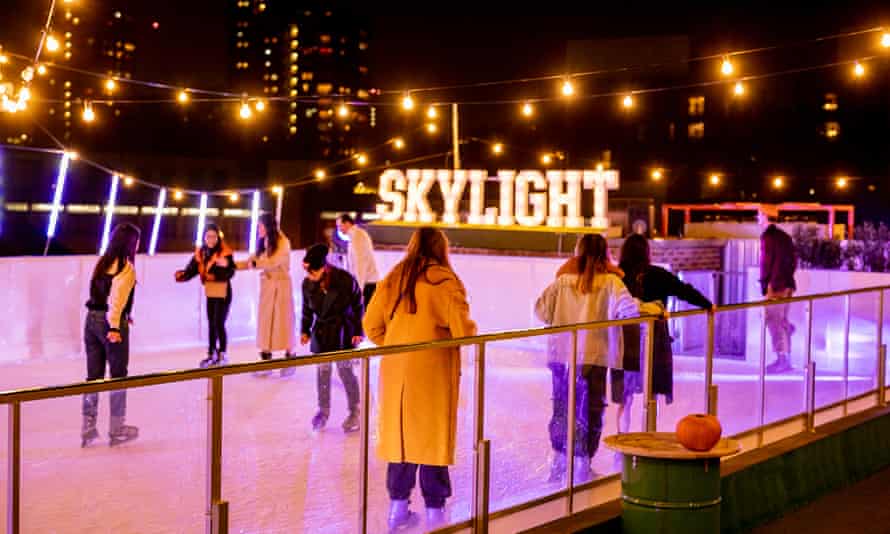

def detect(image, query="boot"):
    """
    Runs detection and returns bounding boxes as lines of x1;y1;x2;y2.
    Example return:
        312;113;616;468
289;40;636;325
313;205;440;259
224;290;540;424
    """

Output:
342;409;360;433
766;354;792;374
426;507;447;529
311;409;329;431
81;415;99;448
199;353;216;368
280;352;297;377
215;351;228;366
253;352;273;377
548;451;566;483
573;455;593;484
388;499;418;531
109;416;139;447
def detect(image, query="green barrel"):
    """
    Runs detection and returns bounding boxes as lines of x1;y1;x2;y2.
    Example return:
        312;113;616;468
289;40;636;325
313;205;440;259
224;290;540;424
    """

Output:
621;454;722;534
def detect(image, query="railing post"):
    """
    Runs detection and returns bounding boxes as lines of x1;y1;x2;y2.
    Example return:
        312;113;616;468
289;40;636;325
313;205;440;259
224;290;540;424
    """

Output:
805;299;816;432
358;357;371;534
643;319;657;432
879;344;887;407
758;306;768;446
7;402;21;534
843;294;851;415
566;330;578;515
206;376;227;534
705;309;716;415
473;342;488;533
877;290;884;398
708;385;719;418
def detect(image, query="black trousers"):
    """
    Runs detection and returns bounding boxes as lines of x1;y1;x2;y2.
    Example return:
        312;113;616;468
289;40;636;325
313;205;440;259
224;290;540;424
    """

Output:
387;462;452;508
317;360;360;412
362;282;377;310
83;310;129;418
206;290;232;355
547;363;607;458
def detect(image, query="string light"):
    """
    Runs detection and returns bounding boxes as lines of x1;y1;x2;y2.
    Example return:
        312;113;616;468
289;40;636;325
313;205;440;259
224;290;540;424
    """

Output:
733;81;745;96
104;78;117;92
772;176;785;189
66;151;78;161
521;101;534;117
492;143;503;155
82;101;95;123
239;101;252;120
45;36;60;53
835;176;849;189
18;87;31;102
314;169;326;180
622;94;634;109
229;192;240;202
651;168;664;181
721;56;734;76
709;174;722;186
173;189;184;200
882;33;890;48
254;99;266;112
0;55;8;64
271;185;283;195
337;103;349;118
356;153;368;166
426;122;438;134
123;176;135;187
561;78;574;97
401;93;415;111
36;64;47;76
853;61;865;78
392;137;405;150
426;106;438;119
541;153;553;165
177;90;189;104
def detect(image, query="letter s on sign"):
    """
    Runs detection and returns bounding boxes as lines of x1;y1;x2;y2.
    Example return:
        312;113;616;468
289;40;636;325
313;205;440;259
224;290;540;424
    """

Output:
376;169;406;222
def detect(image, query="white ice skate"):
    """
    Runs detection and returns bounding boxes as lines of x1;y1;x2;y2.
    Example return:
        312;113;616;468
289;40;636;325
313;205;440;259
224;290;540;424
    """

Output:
388;499;418;531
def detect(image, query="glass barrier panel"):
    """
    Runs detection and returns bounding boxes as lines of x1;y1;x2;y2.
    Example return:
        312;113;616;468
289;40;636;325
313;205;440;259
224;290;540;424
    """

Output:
21;380;206;532
882;289;890;389
811;295;845;412
485;333;567;519
763;300;810;425
848;292;879;400
661;312;707;433
223;361;361;532
712;308;760;436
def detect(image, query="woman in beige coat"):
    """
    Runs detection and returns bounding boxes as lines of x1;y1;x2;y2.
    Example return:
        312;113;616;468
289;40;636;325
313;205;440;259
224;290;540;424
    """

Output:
244;213;297;374
363;228;477;531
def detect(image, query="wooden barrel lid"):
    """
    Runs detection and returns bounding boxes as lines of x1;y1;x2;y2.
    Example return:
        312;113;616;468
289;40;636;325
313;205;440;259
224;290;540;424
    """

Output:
604;432;741;459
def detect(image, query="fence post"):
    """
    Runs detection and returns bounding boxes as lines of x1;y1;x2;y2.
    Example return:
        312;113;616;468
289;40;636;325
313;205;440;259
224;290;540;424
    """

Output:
758;306;768;446
473;343;488;533
643;319;657;432
474;439;491;534
843;295;851;415
705;309;716;415
566;330;578;515
879;344;887;407
358;357;371;534
7;402;21;534
206;376;227;534
805;299;816;432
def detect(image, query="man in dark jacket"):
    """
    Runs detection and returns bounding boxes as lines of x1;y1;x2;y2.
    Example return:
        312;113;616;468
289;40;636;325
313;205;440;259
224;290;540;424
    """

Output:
760;223;797;373
301;244;365;432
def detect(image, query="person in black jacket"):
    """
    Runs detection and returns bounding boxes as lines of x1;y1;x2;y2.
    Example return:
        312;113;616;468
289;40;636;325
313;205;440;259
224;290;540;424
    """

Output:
301;244;364;433
613;234;714;434
175;223;236;368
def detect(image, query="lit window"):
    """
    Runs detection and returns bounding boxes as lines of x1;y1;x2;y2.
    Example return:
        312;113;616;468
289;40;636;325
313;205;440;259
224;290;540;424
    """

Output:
290;53;298;62
823;93;838;111
290;26;299;38
290;65;298;73
291;40;299;50
688;122;705;139
271;74;278;81
320;34;332;43
289;126;297;134
359;42;368;51
289;114;297;123
301;72;313;80
271;86;278;93
290;102;297;109
317;82;332;95
688;96;705;116
265;49;271;55
825;121;840;139
290;78;297;87
290;89;297;97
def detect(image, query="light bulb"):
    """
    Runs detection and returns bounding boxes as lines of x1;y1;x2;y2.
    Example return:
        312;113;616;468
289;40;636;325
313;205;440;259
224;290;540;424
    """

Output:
337;103;349;118
0;55;8;64
271;185;283;195
622;94;634;108
105;78;117;92
254;99;266;112
733;81;745;96
882;32;890;48
541;154;553;165
67;151;79;161
492;143;503;155
19;87;31;101
123;176;135;187
45;35;60;53
721;57;734;76
314;169;326;180
239;102;252;120
651;168;663;181
177;90;189;104
356;153;368;166
173;190;184;200
772;176;785;189
426;106;437;119
853;61;865;78
82;102;95;122
37;64;47;76
561;79;574;97
229;192;240;202
521;101;534;117
401;93;415;111
709;174;721;186
392;137;405;150
426;122;437;134
836;176;849;189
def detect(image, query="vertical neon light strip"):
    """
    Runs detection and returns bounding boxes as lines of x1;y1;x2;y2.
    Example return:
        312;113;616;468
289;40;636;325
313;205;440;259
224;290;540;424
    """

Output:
249;190;260;254
99;174;120;255
148;187;166;256
195;193;208;247
46;152;71;238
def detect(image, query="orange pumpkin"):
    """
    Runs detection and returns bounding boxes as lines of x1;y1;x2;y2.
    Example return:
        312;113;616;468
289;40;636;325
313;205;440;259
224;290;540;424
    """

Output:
676;414;722;451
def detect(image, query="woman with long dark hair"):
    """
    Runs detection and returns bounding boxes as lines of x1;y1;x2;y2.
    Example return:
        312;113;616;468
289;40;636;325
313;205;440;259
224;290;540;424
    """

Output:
243;213;296;374
82;222;141;447
613;234;713;433
175;223;236;368
363;228;477;531
535;234;639;483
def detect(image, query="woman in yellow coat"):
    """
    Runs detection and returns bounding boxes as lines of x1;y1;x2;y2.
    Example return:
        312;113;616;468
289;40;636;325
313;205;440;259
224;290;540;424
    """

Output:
363;228;477;531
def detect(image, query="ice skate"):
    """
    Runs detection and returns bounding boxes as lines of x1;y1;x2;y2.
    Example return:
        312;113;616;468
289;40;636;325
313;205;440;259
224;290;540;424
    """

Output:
280;353;297;378
573;455;593;484
548;451;566;483
253;352;274;377
766;355;792;374
387;499;418;531
199;353;216;369
311;410;329;431
214;351;228;366
342;409;360;433
426;507;447;529
109;416;139;447
81;415;99;448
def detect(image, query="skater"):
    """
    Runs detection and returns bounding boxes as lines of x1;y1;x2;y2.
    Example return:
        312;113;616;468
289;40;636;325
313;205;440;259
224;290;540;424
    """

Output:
300;244;364;433
611;234;713;435
81;222;141;447
337;213;380;309
242;213;297;376
175;223;236;368
760;221;797;373
363;228;476;531
535;234;639;484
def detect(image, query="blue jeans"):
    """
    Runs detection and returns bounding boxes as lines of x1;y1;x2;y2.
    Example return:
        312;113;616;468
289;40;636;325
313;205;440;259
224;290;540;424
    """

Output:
82;310;130;418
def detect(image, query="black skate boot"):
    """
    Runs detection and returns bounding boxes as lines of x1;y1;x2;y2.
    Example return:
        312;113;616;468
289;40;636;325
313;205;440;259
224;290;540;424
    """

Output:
253;352;273;377
199;352;216;368
342;409;360;433
311;409;329;431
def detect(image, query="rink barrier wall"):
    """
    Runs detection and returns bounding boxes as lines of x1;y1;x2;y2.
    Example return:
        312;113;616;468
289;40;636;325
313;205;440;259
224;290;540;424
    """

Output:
1;285;889;534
